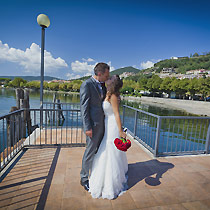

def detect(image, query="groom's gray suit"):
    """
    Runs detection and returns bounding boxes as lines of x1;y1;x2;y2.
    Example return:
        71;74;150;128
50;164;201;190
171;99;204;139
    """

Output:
80;76;106;183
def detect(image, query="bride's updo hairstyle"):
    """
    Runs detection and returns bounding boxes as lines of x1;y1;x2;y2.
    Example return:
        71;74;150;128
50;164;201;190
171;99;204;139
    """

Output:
106;75;123;99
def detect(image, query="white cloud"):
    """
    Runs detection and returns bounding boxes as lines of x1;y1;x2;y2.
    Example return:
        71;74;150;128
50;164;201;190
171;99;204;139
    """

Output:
71;59;115;75
0;40;68;73
71;60;95;74
140;60;155;69
107;61;115;71
84;73;92;76
82;58;95;62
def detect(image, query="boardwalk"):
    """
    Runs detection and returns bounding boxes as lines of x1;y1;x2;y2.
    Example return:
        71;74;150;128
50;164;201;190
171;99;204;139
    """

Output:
0;135;210;210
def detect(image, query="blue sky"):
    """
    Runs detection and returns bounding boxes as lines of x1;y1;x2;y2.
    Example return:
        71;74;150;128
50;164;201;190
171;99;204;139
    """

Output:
1;0;210;79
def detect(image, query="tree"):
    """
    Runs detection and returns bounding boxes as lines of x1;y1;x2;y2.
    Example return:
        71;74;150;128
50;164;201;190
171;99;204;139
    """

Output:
48;82;59;91
67;82;73;91
160;77;173;95
178;79;189;99
9;77;27;87
193;52;199;57
196;78;210;100
0;78;11;85
59;83;68;91
25;81;40;89
187;78;198;99
138;77;148;91
146;75;162;96
71;80;82;92
120;87;134;94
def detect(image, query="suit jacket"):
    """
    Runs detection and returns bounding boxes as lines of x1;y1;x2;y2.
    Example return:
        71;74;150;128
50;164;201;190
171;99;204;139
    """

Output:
80;77;106;132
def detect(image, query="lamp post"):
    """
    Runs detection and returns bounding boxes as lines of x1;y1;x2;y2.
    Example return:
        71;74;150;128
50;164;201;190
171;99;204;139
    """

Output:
37;14;50;109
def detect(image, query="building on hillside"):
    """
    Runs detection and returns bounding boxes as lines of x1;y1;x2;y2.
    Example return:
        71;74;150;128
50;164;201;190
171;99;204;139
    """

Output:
142;71;151;75
161;68;175;74
186;69;207;75
177;74;197;79
177;56;189;59
120;72;136;78
50;80;71;83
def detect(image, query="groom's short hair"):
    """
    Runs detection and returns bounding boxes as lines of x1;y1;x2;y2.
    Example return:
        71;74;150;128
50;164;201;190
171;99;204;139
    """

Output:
94;63;110;75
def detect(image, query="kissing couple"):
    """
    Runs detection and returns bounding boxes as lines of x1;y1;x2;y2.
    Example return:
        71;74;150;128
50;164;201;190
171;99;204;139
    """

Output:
80;62;128;200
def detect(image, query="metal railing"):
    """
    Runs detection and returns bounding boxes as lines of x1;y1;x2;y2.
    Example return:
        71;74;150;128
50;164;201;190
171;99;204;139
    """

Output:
122;105;210;157
43;102;80;110
0;104;85;172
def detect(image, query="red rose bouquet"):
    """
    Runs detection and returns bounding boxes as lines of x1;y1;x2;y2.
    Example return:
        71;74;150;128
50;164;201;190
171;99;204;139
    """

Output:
114;137;131;152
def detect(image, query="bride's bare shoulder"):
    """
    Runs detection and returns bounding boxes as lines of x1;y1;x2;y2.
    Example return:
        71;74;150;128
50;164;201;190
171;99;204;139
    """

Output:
110;94;119;106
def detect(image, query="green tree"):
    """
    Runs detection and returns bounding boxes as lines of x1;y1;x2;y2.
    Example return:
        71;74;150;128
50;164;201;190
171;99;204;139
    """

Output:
187;78;198;99
0;78;11;85
170;79;182;98
160;77;174;95
9;77;27;87
48;82;59;91
67;82;73;91
178;79;189;99
146;75;162;96
193;52;199;57
196;78;210;100
120;87;134;94
71;80;82;92
59;83;68;91
25;81;40;89
137;77;148;91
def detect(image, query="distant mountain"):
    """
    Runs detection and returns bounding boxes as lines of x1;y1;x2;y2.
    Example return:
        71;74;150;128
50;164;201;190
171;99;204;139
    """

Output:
71;66;140;81
110;66;140;76
72;75;91;81
0;76;61;81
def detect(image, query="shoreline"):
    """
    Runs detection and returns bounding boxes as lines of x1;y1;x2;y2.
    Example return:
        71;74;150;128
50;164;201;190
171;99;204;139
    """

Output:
0;87;80;95
121;96;210;117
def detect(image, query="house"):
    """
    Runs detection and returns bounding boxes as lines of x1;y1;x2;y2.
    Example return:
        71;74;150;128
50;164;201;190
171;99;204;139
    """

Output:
120;72;136;78
161;68;175;74
186;69;207;75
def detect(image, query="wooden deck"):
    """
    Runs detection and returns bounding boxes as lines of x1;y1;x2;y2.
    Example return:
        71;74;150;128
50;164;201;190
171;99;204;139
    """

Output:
0;135;210;210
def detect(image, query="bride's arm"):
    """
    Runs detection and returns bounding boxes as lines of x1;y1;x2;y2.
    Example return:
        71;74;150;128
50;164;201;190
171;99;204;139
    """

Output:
110;94;126;138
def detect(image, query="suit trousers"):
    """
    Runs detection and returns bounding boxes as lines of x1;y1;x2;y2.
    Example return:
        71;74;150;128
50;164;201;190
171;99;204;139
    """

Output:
80;123;104;183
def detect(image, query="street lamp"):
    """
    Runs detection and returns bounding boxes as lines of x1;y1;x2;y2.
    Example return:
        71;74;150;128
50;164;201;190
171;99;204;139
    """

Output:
37;14;50;109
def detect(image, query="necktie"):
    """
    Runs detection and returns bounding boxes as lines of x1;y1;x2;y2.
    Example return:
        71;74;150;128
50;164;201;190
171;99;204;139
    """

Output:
100;82;106;100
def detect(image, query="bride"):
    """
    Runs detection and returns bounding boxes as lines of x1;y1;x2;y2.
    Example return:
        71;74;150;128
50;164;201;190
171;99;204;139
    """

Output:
89;75;128;200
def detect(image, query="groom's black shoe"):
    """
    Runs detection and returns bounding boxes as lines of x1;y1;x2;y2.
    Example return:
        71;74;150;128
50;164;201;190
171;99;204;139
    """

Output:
80;180;89;191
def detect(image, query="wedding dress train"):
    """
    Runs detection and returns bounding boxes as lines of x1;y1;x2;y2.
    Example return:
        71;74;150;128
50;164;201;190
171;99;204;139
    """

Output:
89;100;128;199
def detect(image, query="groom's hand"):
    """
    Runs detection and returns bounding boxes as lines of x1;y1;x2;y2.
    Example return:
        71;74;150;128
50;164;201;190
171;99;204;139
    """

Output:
86;129;92;138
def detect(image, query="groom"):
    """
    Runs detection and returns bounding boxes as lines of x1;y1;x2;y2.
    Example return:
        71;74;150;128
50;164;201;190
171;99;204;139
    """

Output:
80;62;110;191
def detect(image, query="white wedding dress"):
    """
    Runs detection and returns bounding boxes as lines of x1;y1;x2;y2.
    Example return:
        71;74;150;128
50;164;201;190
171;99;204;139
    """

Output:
89;100;128;199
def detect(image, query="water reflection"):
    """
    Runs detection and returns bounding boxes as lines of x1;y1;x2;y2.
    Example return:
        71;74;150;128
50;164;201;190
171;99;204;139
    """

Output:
0;88;80;116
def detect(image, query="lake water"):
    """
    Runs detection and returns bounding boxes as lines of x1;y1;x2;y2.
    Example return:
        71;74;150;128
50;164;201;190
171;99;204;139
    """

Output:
0;88;193;117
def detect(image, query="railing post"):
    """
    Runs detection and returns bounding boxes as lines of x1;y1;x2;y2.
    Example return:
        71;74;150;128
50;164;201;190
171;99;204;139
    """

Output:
134;110;138;136
154;117;162;157
122;105;125;126
205;120;210;154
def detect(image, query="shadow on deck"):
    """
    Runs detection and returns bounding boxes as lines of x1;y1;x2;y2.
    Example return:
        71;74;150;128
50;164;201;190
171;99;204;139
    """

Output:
1;134;210;210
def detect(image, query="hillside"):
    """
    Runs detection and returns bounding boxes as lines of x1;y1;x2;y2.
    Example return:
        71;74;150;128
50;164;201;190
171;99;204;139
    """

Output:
0;76;61;81
110;66;140;76
153;53;210;73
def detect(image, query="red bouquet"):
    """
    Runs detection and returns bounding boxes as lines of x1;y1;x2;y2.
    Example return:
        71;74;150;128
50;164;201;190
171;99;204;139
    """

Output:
114;137;131;152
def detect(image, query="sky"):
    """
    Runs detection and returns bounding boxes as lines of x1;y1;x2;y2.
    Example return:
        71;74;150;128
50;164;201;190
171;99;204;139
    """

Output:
1;0;210;79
